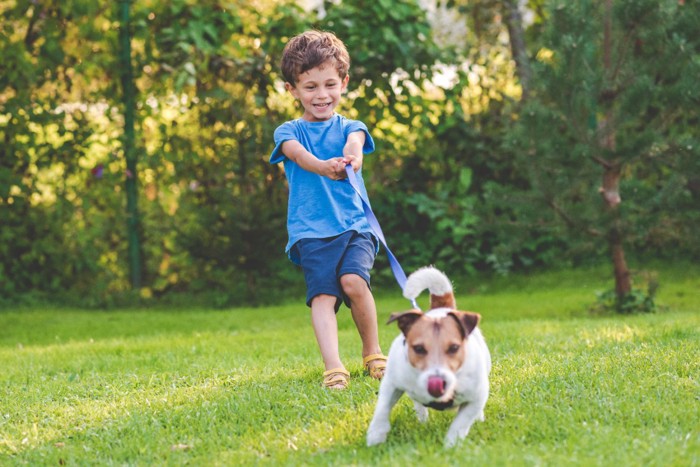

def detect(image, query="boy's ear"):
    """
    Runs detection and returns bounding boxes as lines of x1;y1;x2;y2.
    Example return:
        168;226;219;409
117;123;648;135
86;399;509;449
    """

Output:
341;74;349;92
285;82;298;98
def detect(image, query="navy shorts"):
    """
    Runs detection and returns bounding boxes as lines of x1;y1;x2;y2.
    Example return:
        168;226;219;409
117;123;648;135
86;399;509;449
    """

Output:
293;231;377;312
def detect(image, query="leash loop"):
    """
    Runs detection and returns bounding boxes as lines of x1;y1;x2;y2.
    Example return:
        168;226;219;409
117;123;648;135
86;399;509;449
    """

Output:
344;165;419;310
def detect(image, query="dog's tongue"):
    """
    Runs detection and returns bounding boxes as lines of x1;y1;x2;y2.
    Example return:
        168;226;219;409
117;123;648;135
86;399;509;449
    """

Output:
428;376;445;397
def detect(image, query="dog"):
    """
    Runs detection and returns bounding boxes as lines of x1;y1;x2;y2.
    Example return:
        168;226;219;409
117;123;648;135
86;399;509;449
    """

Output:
366;266;491;447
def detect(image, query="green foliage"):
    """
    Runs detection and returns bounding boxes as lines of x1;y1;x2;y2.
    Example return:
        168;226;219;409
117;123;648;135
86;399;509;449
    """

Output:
320;0;444;119
1;0;699;306
371;116;482;277
593;271;659;314
594;287;657;314
506;0;700;266
127;0;308;305
0;1;122;299
0;0;311;305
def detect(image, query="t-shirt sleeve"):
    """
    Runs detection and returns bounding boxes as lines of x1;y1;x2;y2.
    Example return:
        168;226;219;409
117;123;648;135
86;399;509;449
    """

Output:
344;119;375;155
270;122;297;164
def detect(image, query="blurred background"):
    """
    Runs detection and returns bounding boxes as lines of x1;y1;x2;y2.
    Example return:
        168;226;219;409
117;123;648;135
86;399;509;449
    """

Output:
1;0;698;308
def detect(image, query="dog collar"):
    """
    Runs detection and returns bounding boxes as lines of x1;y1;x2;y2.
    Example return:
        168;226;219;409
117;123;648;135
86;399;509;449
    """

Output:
424;399;454;411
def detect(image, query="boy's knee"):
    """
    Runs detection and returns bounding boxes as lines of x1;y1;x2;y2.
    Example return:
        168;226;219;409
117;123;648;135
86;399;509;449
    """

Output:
310;293;338;308
340;274;368;297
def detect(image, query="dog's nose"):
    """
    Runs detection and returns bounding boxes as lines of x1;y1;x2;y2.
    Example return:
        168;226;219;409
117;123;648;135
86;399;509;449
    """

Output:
428;375;446;397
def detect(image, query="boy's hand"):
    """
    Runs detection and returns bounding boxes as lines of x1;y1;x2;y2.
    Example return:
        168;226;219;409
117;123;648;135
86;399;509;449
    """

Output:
319;157;348;180
342;154;362;173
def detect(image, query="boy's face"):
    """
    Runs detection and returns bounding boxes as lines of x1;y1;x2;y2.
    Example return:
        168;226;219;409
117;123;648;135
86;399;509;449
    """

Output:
286;62;349;122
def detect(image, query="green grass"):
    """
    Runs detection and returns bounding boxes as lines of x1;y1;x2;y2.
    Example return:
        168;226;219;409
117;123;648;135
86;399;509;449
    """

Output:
1;264;699;466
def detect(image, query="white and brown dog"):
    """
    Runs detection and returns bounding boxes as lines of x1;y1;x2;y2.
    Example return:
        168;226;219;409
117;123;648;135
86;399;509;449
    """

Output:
367;267;491;447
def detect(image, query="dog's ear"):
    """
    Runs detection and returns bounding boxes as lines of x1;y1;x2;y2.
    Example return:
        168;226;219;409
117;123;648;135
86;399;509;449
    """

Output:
387;310;424;336
447;311;481;339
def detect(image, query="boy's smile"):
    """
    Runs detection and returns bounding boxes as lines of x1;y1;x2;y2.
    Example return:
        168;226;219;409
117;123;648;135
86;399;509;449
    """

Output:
287;63;349;122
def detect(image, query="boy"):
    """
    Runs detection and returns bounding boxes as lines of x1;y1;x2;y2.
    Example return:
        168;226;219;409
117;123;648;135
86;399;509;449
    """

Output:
269;30;386;390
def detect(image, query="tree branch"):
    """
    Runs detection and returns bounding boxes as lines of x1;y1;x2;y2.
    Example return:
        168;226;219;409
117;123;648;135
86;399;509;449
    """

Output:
549;199;602;237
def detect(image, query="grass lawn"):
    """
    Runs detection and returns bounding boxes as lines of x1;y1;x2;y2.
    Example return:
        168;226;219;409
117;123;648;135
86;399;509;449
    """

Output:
1;264;698;465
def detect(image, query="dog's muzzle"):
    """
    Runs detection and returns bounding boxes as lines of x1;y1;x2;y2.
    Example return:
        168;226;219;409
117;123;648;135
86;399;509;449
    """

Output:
425;375;454;410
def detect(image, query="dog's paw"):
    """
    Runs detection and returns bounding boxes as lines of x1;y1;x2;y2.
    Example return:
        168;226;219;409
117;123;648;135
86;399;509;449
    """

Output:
444;435;460;448
366;429;388;446
444;430;467;448
445;425;471;448
366;418;391;446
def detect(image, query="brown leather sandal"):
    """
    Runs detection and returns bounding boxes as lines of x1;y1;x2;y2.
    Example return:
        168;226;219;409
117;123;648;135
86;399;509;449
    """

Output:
322;368;350;390
363;353;388;380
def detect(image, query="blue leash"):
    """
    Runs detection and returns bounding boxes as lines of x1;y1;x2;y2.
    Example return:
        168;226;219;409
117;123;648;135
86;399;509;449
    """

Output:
344;165;419;310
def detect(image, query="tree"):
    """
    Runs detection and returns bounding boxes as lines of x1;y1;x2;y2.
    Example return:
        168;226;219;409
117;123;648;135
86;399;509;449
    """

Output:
509;0;700;310
2;0;698;307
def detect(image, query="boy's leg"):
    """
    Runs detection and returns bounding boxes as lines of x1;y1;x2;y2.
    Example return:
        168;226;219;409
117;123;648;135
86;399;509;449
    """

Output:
295;235;355;389
310;293;346;380
340;274;383;369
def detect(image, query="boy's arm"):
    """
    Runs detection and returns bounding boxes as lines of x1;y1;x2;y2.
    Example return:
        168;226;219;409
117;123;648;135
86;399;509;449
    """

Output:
281;139;347;180
343;130;365;173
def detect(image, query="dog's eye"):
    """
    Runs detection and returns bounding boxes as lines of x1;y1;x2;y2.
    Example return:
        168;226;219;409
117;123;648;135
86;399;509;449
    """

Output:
412;344;427;355
447;344;460;354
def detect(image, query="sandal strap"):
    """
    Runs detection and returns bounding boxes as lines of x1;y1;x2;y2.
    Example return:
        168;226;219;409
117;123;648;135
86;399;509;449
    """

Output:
322;367;350;388
362;353;388;367
323;367;350;378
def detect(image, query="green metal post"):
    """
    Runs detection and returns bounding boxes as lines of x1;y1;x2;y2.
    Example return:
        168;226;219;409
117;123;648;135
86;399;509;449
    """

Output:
119;0;142;289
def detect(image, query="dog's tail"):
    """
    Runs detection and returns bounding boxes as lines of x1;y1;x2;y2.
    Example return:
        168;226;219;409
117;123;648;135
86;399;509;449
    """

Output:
403;266;456;309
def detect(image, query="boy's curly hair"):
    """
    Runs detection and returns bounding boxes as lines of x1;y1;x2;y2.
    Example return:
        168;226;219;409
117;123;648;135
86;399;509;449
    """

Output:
281;30;350;85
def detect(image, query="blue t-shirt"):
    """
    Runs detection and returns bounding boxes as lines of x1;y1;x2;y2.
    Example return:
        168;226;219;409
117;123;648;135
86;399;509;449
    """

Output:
270;113;376;263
